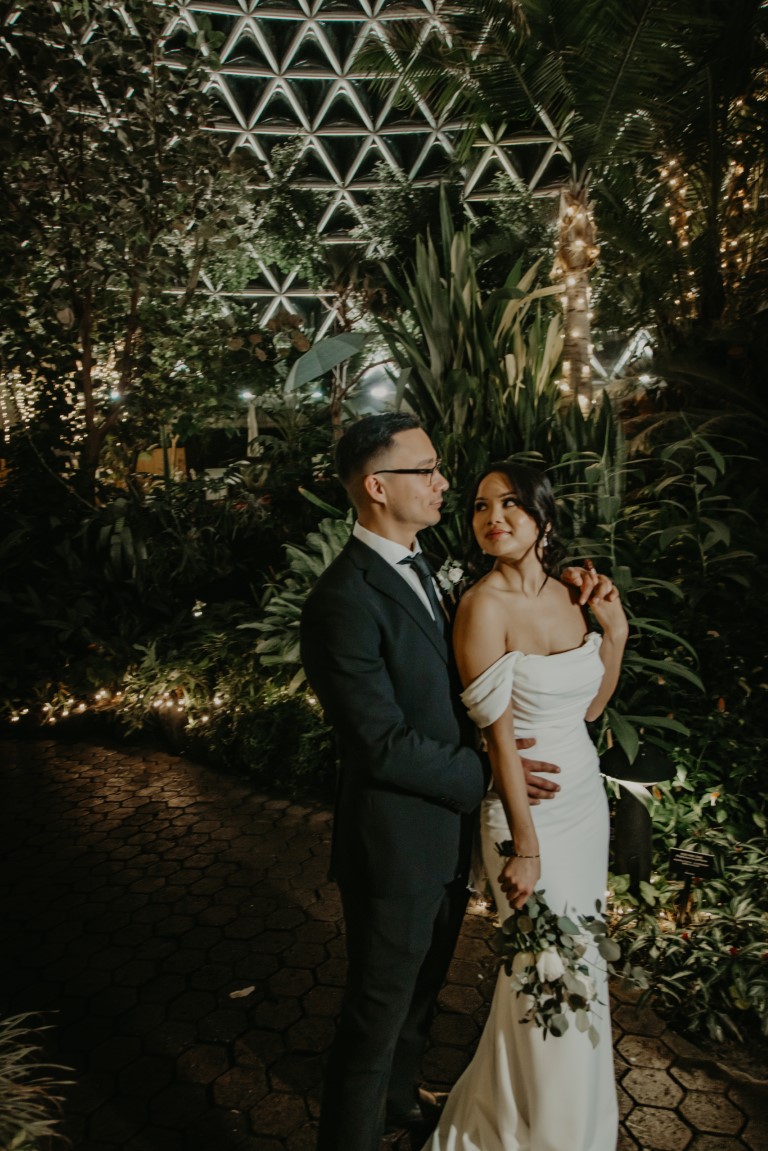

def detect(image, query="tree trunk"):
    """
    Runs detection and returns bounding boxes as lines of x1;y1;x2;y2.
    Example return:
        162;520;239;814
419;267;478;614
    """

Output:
551;183;599;406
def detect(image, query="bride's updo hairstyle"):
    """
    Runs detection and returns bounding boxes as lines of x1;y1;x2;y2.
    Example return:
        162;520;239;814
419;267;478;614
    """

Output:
465;461;567;579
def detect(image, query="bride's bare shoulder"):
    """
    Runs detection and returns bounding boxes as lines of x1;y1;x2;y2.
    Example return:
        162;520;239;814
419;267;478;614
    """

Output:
454;576;510;638
456;574;502;613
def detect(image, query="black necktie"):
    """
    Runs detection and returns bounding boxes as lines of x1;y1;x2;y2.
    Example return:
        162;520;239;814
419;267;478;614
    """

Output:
400;553;446;631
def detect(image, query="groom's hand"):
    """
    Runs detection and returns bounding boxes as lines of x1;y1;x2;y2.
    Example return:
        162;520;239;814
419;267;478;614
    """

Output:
516;737;560;805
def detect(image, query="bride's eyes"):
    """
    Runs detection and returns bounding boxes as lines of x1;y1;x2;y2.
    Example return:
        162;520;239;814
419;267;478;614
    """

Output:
473;497;523;511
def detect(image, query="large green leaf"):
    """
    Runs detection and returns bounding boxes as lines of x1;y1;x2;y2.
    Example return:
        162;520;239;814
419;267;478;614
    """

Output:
284;332;370;391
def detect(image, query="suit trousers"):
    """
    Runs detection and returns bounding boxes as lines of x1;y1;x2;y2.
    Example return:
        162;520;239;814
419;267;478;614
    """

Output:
315;877;469;1151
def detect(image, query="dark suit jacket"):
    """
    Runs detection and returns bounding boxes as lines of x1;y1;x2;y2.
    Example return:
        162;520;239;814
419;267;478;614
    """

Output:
300;535;487;897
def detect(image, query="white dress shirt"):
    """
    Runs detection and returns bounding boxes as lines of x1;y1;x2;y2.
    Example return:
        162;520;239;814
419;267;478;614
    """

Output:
352;521;439;620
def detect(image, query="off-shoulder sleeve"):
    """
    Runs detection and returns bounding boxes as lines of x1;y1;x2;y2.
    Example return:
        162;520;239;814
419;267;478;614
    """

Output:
460;651;521;728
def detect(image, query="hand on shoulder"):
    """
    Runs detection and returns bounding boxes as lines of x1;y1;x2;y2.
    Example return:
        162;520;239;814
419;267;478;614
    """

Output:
561;561;619;607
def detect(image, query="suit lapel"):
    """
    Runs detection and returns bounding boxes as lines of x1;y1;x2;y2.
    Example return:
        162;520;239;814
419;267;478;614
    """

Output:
346;537;450;660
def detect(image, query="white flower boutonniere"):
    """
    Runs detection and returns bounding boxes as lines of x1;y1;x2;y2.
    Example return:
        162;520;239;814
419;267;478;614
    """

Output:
435;559;466;603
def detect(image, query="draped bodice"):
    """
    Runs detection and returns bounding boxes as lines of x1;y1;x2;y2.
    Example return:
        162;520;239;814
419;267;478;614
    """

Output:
460;631;604;736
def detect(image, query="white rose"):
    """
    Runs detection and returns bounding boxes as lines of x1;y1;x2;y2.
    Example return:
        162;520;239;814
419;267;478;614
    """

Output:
447;564;464;584
536;946;566;983
511;950;535;976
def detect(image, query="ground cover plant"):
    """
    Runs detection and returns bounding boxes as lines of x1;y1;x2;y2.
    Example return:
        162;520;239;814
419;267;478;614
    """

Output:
0;1013;70;1150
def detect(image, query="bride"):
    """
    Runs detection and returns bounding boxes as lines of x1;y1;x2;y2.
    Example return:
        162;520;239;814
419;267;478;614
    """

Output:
425;462;629;1151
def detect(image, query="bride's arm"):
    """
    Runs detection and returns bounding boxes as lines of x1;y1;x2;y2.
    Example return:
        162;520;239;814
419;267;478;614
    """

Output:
585;592;630;722
454;593;541;910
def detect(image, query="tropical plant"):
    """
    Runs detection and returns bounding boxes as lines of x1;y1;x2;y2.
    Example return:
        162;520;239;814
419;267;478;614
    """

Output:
371;193;565;544
0;467;286;726
0;1013;70;1150
101;600;336;797
365;0;767;404
608;830;768;1042
242;513;353;693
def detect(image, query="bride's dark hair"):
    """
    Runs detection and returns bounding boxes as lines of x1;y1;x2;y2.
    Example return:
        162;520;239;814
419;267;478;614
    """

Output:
464;461;567;578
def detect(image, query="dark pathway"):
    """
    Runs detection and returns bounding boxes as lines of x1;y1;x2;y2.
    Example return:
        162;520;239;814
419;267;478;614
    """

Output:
1;737;765;1151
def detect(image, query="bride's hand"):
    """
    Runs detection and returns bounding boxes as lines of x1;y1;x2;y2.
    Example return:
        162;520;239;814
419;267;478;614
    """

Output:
588;587;629;641
561;560;618;606
498;855;541;911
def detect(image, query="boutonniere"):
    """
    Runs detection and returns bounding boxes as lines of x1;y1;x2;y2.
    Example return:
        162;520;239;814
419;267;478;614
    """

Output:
435;559;467;603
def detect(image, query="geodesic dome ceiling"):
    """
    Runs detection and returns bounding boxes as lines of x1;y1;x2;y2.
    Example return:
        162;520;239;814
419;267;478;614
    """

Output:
169;0;571;325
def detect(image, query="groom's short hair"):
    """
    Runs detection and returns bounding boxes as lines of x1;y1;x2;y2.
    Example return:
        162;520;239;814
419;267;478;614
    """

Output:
335;412;422;489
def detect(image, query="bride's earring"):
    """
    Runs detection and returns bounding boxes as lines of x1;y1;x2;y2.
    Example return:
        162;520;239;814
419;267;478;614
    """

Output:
541;532;550;550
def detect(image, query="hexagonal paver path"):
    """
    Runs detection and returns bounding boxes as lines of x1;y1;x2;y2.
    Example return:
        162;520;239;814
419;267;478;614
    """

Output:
1;736;766;1151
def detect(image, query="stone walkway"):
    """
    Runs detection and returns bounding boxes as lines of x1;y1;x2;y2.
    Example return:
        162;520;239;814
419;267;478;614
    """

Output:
1;737;765;1151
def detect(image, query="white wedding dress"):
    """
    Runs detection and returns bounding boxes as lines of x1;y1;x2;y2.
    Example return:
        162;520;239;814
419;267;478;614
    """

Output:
426;632;618;1151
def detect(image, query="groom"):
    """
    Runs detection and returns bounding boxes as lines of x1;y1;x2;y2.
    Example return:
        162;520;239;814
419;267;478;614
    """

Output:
301;413;486;1151
301;414;592;1151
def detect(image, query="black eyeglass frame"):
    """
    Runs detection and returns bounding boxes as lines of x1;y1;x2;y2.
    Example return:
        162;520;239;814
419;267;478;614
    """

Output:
372;458;443;481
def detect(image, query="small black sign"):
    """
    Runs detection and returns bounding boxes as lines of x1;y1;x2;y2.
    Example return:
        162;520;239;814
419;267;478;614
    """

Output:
669;848;714;878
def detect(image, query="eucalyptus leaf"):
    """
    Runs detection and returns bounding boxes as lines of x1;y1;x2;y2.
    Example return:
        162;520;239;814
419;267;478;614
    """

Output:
575;1008;591;1033
557;916;580;935
597;938;621;963
548;1014;569;1037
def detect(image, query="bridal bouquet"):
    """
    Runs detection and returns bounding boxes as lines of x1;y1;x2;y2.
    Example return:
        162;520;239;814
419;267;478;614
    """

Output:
491;863;643;1047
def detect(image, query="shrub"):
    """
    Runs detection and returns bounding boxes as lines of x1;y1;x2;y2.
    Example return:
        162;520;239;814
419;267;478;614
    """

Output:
609;831;768;1043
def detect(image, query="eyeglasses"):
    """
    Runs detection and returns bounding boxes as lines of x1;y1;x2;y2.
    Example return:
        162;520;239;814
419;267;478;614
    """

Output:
373;458;443;482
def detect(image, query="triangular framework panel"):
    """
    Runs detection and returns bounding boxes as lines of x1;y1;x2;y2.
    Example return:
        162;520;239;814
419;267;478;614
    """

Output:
174;0;570;324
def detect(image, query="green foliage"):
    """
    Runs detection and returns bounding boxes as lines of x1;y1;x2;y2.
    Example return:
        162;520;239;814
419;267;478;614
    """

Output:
200;682;336;801
247;140;331;283
240;515;352;694
374;191;565;551
0;471;284;722
474;175;558;287
0;1013;70;1150
109;601;336;799
285;333;370;393
0;0;264;490
609;832;768;1043
353;166;466;269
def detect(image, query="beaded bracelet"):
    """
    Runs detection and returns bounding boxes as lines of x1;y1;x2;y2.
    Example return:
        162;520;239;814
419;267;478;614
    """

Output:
495;839;540;859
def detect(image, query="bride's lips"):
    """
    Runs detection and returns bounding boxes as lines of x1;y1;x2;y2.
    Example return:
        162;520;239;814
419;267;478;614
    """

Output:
486;530;509;540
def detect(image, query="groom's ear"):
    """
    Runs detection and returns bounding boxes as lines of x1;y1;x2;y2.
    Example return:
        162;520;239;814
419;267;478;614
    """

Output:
362;472;387;506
